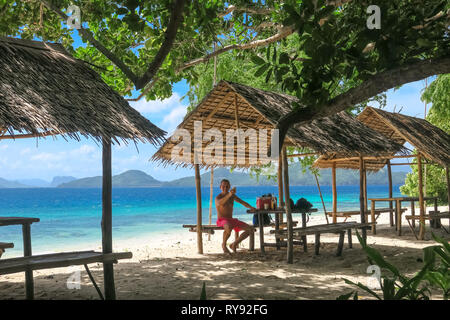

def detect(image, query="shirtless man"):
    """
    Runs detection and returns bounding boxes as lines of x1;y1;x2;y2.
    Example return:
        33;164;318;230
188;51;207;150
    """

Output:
215;179;255;254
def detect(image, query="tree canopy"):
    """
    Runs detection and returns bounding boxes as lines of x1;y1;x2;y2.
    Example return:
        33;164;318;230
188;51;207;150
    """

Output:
1;0;449;142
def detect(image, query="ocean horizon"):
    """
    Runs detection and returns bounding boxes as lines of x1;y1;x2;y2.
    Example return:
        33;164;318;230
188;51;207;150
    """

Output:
0;185;404;257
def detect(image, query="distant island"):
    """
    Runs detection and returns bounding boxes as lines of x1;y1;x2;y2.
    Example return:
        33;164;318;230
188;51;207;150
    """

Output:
0;163;408;188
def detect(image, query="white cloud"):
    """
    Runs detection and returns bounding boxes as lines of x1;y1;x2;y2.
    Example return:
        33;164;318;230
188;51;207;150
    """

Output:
162;106;187;133
0;144;8;150
129;93;184;114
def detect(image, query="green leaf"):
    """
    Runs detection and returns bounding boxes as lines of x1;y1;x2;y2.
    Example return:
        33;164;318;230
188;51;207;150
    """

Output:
279;52;290;65
254;63;270;77
251;55;266;66
200;282;207;300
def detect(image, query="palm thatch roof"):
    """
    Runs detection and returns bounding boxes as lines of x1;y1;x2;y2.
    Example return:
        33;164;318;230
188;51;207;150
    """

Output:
152;80;404;168
0;37;165;145
314;107;450;171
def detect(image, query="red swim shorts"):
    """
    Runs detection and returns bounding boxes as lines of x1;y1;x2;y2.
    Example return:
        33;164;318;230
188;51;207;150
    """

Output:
216;217;248;232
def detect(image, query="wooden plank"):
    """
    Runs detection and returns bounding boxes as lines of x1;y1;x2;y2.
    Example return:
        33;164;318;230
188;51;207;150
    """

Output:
0;251;132;275
315;233;320;255
0;242;14;249
0;217;40;226
102;137;115;300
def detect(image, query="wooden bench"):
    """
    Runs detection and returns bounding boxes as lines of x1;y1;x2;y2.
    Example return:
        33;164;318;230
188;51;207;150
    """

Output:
327;208;406;222
0;242;14;258
183;221;298;252
271;222;374;256
405;211;450;239
0;250;132;299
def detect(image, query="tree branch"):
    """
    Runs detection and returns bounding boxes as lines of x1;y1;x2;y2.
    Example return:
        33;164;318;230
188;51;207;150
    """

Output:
40;0;185;90
135;0;186;89
276;55;450;150
176;25;295;74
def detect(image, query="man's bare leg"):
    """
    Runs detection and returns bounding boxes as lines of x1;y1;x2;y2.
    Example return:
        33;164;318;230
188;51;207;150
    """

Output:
230;226;254;252
222;225;232;254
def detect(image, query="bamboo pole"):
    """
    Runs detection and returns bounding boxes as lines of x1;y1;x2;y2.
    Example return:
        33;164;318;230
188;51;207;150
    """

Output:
363;163;368;215
417;153;425;240
282;146;294;264
278;155;284;223
332;162;337;223
287;152;318;158
387;160;394;227
102;137;115;300
314;173;329;224
359;156;367;241
208;168;214;241
195;164;203;254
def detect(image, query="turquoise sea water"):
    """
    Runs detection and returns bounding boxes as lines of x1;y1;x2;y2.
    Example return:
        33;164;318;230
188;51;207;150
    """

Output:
0;185;403;257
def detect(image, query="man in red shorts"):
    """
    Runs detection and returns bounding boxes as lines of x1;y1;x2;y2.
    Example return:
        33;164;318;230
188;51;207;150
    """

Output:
216;179;255;254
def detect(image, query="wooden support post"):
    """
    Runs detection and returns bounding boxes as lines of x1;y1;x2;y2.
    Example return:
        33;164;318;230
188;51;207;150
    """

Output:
314;233;320;255
314;173;329;224
359;156;367;242
363;165;368;216
282;147;294;264
102;137;115;300
336;231;345;256
418;154;425;240
22;223;33;300
387;160;394;227
347;229;352;248
332;163;337;223
195;164;203;254
208;168;214;241
411;201;416;229
278;155;284;225
397;199;402;236
371;200;376;234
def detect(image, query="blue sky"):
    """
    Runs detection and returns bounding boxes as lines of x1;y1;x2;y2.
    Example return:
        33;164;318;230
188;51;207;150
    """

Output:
1;34;432;182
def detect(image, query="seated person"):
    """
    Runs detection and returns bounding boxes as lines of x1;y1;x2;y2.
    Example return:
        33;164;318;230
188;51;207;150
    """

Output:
215;179;255;254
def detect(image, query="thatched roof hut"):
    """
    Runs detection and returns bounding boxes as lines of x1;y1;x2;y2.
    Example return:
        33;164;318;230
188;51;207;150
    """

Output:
313;107;450;171
0;37;165;145
0;37;166;300
152;81;404;168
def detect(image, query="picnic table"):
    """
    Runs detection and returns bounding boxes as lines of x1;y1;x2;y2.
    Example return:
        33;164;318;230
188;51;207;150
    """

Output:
247;208;318;253
368;196;438;235
0;217;40;299
271;222;374;256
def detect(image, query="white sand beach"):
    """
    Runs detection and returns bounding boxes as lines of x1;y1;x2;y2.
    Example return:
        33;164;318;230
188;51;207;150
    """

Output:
0;205;448;300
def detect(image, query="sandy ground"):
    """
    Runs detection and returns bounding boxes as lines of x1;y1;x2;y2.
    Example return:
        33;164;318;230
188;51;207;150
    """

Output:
0;205;448;300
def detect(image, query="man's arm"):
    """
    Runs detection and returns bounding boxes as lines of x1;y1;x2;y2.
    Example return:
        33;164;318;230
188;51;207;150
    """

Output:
215;192;234;206
234;196;255;210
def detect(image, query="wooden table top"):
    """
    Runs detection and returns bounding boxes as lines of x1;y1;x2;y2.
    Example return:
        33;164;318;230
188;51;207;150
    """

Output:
368;196;437;202
247;208;318;214
0;217;40;226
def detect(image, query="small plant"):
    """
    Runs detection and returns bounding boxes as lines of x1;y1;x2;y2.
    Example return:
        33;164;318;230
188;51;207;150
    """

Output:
422;233;450;299
337;230;433;300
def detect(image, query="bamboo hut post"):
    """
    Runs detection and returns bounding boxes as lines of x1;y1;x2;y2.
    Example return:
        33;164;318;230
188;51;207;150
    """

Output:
282;147;294;264
102;137;115;300
363;164;368;216
359;156;367;241
208;168;214;241
387;160;394;226
278;156;284;222
332;163;337;223
418;154;426;240
195;164;203;254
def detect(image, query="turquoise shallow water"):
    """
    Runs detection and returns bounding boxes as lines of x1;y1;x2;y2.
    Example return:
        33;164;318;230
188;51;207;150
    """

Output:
0;185;403;256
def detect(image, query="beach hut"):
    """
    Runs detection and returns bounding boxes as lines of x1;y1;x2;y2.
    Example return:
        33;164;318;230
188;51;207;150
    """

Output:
152;80;403;263
314;107;450;240
0;37;165;299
